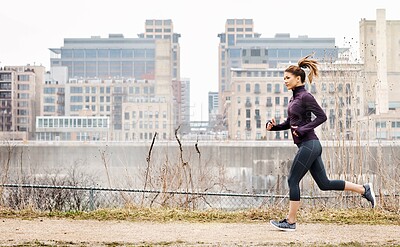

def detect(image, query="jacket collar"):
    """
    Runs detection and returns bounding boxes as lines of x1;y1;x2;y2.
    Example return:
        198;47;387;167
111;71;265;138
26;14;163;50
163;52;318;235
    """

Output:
292;85;306;97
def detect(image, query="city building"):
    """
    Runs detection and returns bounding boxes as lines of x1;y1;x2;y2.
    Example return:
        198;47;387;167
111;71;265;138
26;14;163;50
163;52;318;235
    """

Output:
35;116;109;141
226;63;365;141
139;19;181;81
0;65;45;140
47;20;181;141
218;19;346;133
359;9;400;115
357;9;400;139
208;91;219;128
218;19;342;128
171;78;190;133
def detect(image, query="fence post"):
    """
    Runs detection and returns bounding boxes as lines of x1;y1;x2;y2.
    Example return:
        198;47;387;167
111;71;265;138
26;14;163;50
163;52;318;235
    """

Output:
89;188;94;211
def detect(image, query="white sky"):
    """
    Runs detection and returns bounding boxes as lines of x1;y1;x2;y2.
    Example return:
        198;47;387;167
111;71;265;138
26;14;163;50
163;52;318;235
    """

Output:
0;0;398;121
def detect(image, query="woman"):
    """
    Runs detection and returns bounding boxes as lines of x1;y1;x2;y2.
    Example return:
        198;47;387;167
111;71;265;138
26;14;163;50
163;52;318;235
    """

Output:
266;55;376;232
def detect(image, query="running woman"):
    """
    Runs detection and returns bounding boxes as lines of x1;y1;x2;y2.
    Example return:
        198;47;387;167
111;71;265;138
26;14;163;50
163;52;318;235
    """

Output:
267;55;376;232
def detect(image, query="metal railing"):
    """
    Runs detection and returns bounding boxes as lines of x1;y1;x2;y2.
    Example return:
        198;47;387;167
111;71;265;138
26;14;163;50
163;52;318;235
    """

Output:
2;183;393;212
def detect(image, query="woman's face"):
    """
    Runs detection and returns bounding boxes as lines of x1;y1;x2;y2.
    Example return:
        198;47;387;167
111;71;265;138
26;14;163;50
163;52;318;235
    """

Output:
284;72;302;91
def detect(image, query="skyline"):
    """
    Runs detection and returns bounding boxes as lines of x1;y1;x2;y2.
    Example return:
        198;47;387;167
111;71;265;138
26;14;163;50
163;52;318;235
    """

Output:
1;0;399;121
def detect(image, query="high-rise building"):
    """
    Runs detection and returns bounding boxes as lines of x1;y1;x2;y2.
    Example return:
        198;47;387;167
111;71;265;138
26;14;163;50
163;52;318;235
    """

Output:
359;9;400;115
358;9;400;139
208;91;219;129
139;19;181;81
0;65;45;140
47;20;180;141
218;19;341;125
226;63;364;141
172;78;190;133
49;34;157;80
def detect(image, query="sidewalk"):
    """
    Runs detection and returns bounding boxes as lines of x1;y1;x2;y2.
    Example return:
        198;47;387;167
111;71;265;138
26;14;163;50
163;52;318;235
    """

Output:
1;218;399;246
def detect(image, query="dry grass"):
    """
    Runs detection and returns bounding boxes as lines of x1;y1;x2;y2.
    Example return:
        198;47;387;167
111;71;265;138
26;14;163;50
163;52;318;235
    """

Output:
0;206;398;225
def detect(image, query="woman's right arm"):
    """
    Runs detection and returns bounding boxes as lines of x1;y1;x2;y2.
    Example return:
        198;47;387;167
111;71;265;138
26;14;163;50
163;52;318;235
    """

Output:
266;117;290;131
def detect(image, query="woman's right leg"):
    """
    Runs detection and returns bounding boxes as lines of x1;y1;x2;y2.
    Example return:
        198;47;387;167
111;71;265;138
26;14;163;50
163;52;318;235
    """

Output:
309;154;376;208
344;181;364;194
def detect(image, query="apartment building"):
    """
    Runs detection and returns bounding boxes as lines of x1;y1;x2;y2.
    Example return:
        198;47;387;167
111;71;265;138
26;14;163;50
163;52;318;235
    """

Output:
46;20;180;140
226;62;365;141
358;9;400;139
0;65;45;140
171;78;190;133
218;19;341;129
359;9;400;115
139;19;181;81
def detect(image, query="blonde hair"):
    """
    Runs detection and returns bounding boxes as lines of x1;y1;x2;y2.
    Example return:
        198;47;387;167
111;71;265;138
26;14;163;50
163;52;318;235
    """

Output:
285;54;319;83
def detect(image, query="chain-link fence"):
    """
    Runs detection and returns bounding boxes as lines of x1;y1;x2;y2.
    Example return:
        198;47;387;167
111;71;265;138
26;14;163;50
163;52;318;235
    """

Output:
2;183;394;212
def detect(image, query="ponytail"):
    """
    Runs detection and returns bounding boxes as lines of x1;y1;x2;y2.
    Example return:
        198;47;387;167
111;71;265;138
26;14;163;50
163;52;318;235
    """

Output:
285;54;319;84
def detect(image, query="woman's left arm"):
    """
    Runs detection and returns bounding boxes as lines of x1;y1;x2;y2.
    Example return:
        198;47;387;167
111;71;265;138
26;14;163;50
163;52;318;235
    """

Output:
295;93;327;136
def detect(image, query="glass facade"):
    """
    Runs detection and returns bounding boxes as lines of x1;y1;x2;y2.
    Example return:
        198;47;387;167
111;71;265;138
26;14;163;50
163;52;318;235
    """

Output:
54;38;157;79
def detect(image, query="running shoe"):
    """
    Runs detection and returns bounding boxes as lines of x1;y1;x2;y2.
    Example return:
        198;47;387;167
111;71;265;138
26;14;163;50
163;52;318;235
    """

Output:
270;218;296;232
362;183;376;208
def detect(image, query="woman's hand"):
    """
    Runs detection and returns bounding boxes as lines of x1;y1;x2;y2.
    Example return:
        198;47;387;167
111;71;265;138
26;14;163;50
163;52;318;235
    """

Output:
266;118;276;131
291;125;299;137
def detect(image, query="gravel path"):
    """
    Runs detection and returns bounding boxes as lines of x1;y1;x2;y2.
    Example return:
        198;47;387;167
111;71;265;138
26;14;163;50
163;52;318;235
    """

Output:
1;218;399;246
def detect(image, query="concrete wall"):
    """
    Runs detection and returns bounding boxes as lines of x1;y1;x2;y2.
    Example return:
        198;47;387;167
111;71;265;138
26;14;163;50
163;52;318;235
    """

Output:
1;140;399;195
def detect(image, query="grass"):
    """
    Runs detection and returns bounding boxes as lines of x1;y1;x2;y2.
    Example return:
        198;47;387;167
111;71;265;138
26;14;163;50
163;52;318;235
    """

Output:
0;206;399;225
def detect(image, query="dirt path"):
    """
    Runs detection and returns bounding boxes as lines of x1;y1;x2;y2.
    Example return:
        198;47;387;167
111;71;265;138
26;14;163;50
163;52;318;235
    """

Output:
1;218;399;246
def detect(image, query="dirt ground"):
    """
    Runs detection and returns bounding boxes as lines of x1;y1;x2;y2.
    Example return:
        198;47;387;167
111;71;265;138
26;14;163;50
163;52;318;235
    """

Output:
1;218;399;246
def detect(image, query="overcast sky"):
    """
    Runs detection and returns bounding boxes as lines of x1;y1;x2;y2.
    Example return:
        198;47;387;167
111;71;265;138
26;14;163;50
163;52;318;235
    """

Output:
0;0;398;120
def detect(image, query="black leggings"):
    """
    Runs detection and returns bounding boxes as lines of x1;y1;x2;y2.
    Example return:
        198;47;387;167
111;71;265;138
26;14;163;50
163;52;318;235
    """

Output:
288;139;345;201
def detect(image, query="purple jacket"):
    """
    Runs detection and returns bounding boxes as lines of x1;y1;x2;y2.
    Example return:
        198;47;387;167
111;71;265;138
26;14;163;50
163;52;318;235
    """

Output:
270;85;327;144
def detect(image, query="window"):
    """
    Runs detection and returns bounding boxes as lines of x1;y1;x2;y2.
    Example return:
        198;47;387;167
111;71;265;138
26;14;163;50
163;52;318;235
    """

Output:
98;49;109;58
283;97;288;106
44;88;56;94
266;97;272;107
73;49;84;58
110;49;121;58
322;83;327;92
246;83;250;92
85;49;97;58
18;75;30;81
267;84;272;93
70;86;83;94
246;120;251;130
274;84;280;93
275;97;281;105
376;121;386;128
250;49;261;56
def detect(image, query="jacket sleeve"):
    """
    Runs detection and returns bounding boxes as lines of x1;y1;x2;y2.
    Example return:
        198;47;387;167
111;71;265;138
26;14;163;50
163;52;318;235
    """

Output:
269;117;290;131
296;93;327;136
